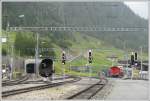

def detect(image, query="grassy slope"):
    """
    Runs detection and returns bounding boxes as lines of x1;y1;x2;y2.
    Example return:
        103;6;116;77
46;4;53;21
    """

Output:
54;32;148;77
2;31;148;77
66;32;122;75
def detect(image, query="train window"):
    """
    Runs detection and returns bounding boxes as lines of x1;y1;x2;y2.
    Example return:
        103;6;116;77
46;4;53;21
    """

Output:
26;63;35;73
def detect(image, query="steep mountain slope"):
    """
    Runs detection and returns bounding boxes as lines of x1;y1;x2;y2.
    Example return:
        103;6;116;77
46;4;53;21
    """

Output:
2;2;148;52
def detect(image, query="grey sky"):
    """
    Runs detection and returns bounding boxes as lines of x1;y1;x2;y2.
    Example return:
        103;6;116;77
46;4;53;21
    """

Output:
124;1;148;19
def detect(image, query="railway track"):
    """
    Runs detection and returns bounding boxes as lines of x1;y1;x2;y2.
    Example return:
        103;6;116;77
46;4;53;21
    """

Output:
3;75;73;85
2;75;30;86
66;79;108;99
21;76;73;84
2;76;81;97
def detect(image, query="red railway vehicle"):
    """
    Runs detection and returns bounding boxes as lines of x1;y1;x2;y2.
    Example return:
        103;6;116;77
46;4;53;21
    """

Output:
109;66;123;77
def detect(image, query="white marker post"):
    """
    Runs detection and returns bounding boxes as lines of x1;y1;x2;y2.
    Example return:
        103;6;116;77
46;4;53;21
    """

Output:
90;64;92;80
62;62;65;81
64;64;65;80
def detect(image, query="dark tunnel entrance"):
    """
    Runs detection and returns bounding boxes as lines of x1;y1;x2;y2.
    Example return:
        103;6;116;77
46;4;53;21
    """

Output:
26;63;35;73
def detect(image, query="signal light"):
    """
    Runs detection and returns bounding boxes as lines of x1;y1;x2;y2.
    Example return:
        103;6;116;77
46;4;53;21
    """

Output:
135;52;137;60
131;54;134;65
88;50;92;64
62;51;66;65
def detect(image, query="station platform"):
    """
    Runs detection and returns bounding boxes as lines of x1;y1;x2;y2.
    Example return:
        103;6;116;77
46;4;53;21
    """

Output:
106;78;149;100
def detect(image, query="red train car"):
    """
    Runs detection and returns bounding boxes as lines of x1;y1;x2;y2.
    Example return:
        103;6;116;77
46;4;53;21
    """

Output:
109;66;123;77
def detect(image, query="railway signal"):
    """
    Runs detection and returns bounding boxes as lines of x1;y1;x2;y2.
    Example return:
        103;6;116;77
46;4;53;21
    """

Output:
88;50;92;64
131;52;134;65
134;52;138;66
135;52;137;60
62;51;66;65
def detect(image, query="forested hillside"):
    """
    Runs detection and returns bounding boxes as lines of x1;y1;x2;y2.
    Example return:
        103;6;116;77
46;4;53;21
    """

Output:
2;2;148;54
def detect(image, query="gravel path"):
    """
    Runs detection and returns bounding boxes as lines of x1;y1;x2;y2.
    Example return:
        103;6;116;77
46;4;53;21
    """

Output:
2;75;70;92
3;77;100;100
2;78;73;92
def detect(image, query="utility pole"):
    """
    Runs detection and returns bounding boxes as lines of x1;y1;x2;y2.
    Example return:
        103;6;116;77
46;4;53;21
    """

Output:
80;49;83;76
35;32;39;78
126;52;129;78
140;46;143;79
123;41;127;67
10;45;14;80
5;17;13;80
5;15;10;79
123;41;129;78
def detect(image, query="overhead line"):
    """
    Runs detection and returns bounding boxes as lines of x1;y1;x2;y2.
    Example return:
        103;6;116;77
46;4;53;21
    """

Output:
9;26;147;32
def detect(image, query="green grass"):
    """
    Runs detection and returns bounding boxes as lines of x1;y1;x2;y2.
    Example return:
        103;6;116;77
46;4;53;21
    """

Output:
2;31;148;77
